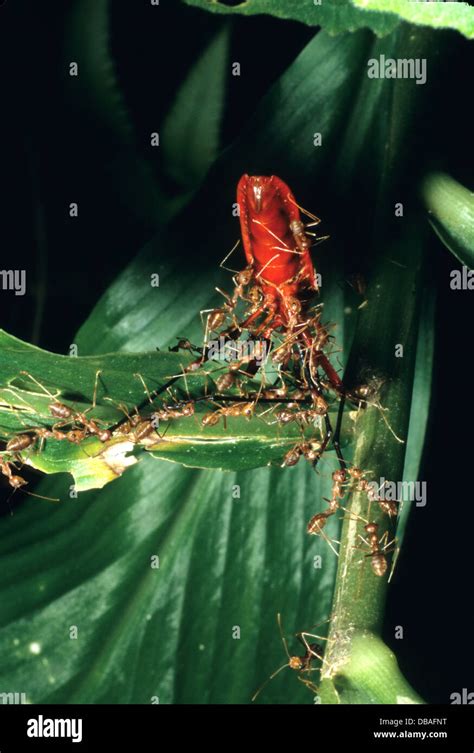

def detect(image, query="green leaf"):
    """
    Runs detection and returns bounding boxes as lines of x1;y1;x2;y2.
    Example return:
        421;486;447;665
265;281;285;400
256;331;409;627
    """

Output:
352;0;474;40
0;330;355;484
183;0;474;39
161;25;230;192
422;172;474;269
182;0;400;36
62;0;165;229
398;286;435;550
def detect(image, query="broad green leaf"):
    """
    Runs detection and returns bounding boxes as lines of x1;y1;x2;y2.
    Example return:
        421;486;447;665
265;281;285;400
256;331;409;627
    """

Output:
182;0;399;35
161;25;230;192
0;330;355;485
352;0;474;40
398;287;435;550
183;0;474;39
422;172;474;269
62;0;164;228
62;0;228;227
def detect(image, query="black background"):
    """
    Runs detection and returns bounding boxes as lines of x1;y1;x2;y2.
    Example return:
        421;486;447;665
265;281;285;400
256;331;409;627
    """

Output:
0;0;473;705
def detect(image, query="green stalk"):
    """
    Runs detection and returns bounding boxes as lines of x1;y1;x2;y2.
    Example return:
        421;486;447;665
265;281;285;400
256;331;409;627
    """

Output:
318;25;443;703
319;221;425;704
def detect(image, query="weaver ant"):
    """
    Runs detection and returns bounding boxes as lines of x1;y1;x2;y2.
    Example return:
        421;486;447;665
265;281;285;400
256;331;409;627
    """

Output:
252;613;328;701
305;468;352;555
360;521;396;578
347;467;399;519
12;371;112;444
344;495;398;579
0;453;59;504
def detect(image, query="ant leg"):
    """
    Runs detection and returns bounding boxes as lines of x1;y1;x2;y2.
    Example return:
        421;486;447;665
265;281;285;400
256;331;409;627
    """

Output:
134;372;154;405
91;369;103;410
219;239;241;273
19;371;58;400
236;303;268;333
298;352;333;471
285;195;321;227
332;392;347;473
388;545;400;583
276;613;292;662
110;364;194;433
297;632;327;661
302;333;347;472
314;352;343;393
251;663;289;702
297;676;320;696
310;234;330;246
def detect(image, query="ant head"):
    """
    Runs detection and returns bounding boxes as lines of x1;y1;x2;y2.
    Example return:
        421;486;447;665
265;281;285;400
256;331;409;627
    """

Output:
288;656;304;671
332;469;347;484
97;429;112;443
365;522;378;535
286;297;302;317
236;268;253;286
302;442;321;463
10;475;27;489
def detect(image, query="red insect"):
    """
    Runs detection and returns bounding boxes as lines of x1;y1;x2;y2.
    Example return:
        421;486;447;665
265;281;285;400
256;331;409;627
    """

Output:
235;174;342;393
237;174;319;332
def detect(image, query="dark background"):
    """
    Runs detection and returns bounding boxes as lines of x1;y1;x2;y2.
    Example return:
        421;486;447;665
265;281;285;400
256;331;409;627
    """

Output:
0;0;472;704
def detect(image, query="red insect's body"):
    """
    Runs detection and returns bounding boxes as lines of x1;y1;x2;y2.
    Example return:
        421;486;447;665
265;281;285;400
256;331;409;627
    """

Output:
237;174;319;329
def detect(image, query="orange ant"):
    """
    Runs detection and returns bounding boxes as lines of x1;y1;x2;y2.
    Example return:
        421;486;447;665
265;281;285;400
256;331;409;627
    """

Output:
252;613;328;701
345;500;398;578
113;411;159;443
16;371;112;444
201;400;255;427
106;398;165;445
153;401;195;422
0;454;28;492
346;467;399;519
306;468;349;555
359;521;396;578
0;453;59;503
281;440;322;467
132;373;196;425
5;415;108;453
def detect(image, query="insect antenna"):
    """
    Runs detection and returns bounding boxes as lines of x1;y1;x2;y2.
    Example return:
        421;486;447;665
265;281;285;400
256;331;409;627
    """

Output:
251;613;292;702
